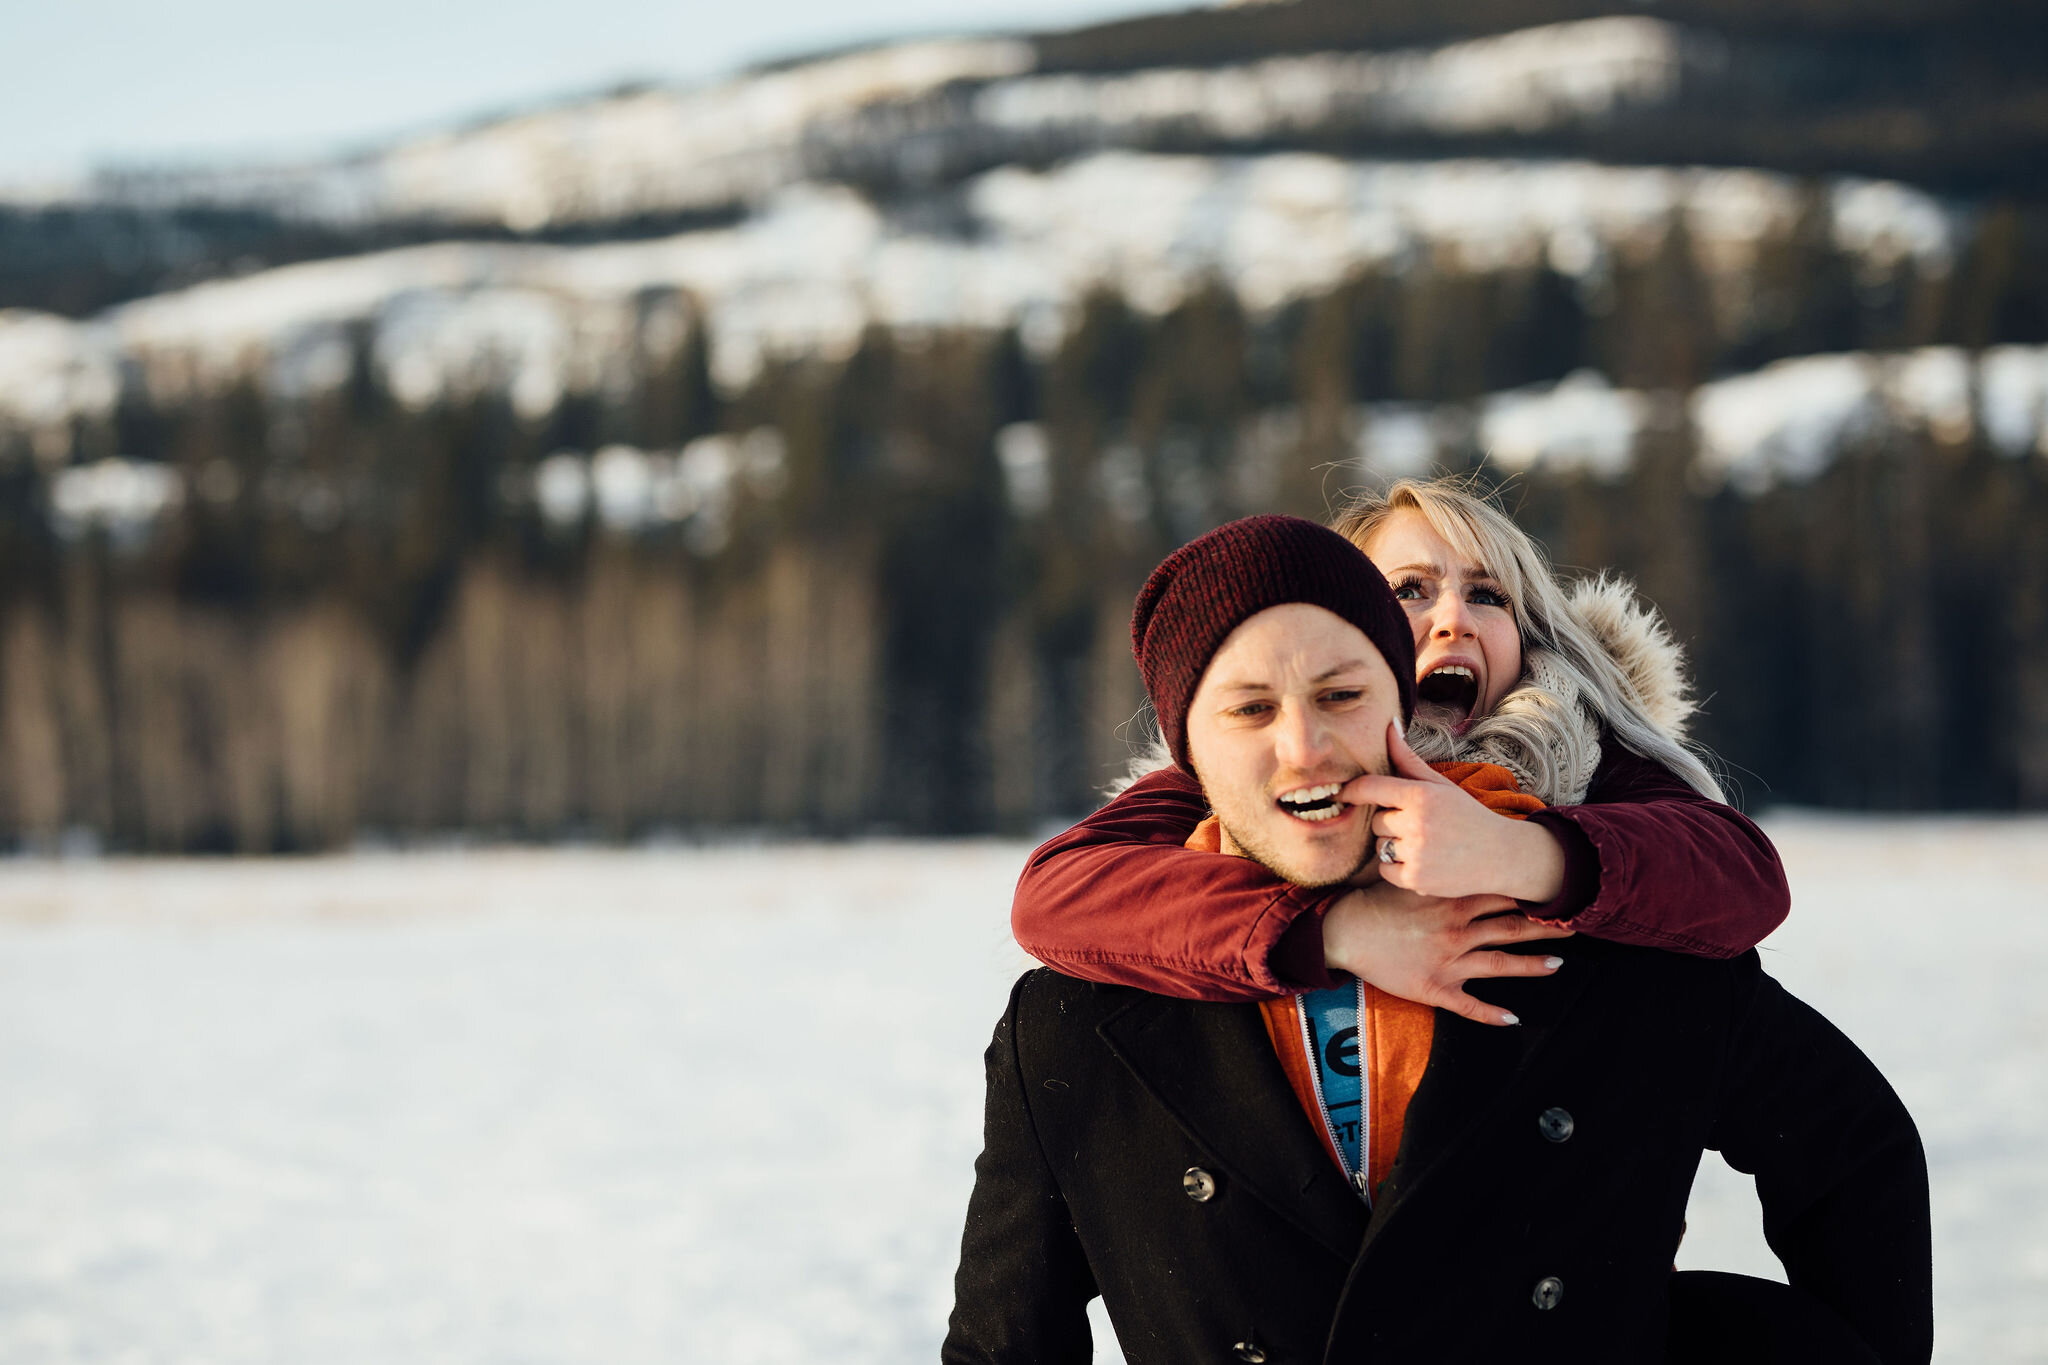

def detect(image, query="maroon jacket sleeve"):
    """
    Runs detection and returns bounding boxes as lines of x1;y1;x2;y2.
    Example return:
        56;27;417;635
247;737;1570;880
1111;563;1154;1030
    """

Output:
1012;741;1790;1002
1009;766;1343;1000
1519;743;1789;959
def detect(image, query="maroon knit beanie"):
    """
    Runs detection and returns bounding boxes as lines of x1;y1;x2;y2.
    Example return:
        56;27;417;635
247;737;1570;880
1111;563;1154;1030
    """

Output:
1131;514;1417;771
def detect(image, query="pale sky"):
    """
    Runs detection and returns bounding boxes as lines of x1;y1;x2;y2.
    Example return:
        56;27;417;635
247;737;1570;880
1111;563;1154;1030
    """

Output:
0;0;1183;187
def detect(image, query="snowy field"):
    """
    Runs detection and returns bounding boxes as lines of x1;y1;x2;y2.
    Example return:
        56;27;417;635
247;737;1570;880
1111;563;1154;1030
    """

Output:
0;817;2043;1363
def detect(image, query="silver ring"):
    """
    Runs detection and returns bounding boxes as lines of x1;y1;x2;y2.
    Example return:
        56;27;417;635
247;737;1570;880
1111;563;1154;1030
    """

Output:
1378;838;1398;865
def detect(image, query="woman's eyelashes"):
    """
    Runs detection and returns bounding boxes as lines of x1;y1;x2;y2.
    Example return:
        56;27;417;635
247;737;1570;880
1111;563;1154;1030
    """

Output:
1467;583;1511;610
1389;574;1511;611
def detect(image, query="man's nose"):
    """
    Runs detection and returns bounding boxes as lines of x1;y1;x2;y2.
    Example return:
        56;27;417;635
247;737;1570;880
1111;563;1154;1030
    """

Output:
1272;701;1335;770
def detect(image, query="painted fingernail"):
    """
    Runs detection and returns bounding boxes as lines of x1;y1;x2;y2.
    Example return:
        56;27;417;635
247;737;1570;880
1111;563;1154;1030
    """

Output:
1502;1011;1520;1026
1543;956;1564;970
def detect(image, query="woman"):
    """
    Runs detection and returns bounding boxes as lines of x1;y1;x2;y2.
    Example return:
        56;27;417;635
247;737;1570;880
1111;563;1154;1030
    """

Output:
1011;476;1789;1021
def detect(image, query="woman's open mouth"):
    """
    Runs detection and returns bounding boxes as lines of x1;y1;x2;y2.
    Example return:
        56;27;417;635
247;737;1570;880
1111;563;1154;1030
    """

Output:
1415;664;1480;731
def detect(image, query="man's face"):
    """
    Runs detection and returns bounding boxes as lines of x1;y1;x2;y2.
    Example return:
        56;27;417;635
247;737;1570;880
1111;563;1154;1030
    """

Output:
1185;603;1401;888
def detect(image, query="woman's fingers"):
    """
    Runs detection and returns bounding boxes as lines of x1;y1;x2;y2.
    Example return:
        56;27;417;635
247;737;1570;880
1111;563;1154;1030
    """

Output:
1384;721;1451;784
1429;945;1566;1026
1327;884;1567;1027
1373;856;1419;892
1462;949;1564;980
1358;778;1506;897
1452;894;1522;918
1341;772;1430;810
1433;988;1523;1028
1365;803;1426;862
1460;912;1575;948
1368;806;1428;840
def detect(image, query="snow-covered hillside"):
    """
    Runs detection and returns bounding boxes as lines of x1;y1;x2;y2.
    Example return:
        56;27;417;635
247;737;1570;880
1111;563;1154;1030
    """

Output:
63;38;1033;227
0;823;2042;1362
59;18;1706;233
1354;344;2048;492
0;151;1986;455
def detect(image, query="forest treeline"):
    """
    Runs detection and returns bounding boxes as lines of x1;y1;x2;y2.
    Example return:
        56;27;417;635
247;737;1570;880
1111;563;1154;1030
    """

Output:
4;192;2045;849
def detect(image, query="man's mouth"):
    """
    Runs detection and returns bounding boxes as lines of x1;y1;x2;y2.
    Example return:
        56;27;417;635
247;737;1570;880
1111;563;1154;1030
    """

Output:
1275;782;1348;823
1415;663;1480;731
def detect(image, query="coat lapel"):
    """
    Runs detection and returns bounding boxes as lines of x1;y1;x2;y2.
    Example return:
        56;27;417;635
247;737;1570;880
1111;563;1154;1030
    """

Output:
1362;941;1607;1245
1098;992;1369;1262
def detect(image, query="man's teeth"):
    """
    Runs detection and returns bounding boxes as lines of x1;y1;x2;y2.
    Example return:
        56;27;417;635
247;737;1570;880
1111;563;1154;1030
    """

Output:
1277;782;1345;820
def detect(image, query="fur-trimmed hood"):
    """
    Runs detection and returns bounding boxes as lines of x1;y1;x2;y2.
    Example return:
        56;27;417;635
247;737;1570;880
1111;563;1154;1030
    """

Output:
1563;575;1696;740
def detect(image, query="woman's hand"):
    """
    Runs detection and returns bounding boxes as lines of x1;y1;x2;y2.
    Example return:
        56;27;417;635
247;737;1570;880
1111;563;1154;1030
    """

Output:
1321;882;1572;1027
1341;722;1569;904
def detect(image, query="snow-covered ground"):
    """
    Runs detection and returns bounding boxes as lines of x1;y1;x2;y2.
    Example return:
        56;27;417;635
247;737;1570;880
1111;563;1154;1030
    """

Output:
0;818;2042;1362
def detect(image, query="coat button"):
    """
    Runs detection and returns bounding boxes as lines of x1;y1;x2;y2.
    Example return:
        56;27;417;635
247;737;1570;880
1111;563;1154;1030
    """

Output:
1538;1107;1575;1143
1182;1167;1218;1202
1531;1276;1565;1311
1232;1342;1267;1362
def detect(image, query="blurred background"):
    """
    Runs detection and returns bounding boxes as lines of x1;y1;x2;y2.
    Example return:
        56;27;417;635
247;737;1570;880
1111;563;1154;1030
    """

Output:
1;0;2044;1361
3;0;2046;849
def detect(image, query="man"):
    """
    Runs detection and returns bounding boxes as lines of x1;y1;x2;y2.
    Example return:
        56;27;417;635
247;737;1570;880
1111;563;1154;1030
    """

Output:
943;515;1930;1364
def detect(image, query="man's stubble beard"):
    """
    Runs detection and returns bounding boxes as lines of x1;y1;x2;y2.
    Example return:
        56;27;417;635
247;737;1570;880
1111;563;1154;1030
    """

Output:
1221;816;1380;889
1199;754;1392;890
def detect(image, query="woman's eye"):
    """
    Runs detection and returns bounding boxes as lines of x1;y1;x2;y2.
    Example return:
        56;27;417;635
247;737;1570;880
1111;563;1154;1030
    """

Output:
1391;578;1426;601
1469;585;1511;609
1229;702;1274;719
1321;689;1362;705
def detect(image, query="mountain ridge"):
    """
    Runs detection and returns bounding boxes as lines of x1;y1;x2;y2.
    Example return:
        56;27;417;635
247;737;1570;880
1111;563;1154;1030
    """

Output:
6;1;2044;319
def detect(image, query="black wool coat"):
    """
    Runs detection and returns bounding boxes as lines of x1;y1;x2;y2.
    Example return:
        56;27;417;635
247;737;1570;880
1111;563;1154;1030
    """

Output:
943;939;1931;1365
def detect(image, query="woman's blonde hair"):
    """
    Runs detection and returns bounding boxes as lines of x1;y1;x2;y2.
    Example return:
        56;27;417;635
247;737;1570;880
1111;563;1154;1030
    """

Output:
1332;476;1725;804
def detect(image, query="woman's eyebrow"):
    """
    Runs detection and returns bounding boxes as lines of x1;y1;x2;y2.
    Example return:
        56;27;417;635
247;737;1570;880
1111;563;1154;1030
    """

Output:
1382;561;1440;577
